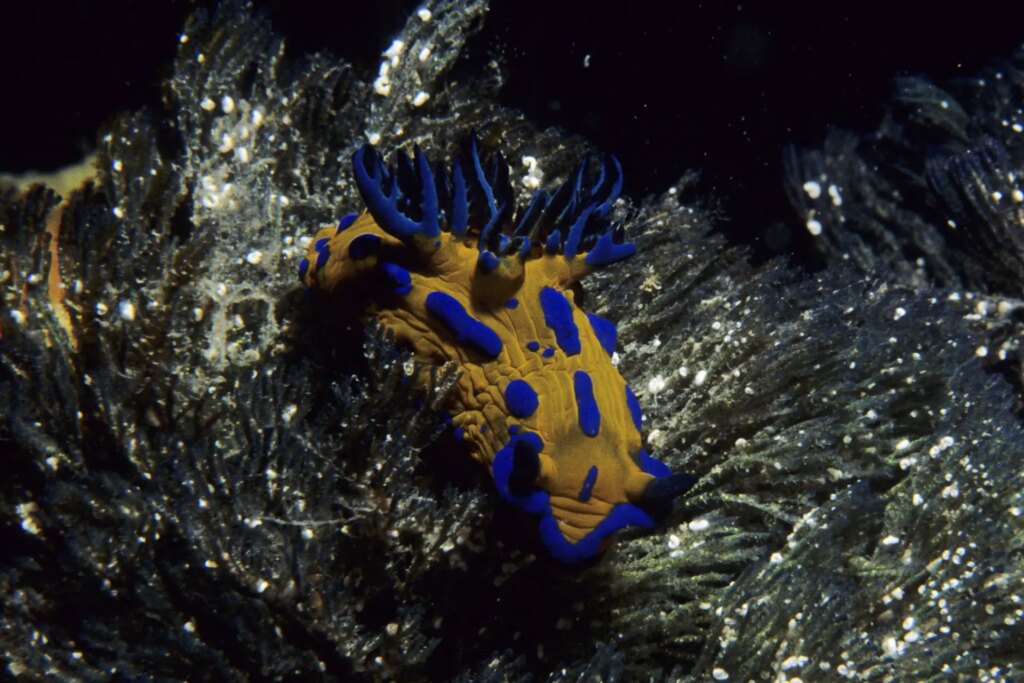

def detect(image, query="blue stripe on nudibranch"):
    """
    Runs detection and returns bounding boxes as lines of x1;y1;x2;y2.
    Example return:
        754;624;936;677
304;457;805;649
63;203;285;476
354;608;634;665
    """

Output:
578;465;599;502
625;385;643;431
424;291;503;359
586;312;618;357
298;258;309;281
349;233;381;260
542;347;555;358
314;237;330;252
505;379;539;418
526;340;540;352
506;298;519;309
539;286;581;356
573;370;600;437
380;261;412;295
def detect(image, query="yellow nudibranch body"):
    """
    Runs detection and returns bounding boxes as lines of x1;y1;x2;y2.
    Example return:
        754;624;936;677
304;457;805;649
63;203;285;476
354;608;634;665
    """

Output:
300;137;696;562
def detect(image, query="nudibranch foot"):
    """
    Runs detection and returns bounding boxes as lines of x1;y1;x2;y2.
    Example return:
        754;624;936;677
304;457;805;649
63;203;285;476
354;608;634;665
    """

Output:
301;134;698;562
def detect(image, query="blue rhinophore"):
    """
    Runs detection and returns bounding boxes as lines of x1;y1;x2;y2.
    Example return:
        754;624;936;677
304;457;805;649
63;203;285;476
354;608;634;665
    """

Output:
539;286;581;355
505;379;539;418
526;340;541;352
336;213;358;233
380;261;412;295
348;233;381;260
637;448;671;479
492;432;549;514
573;370;600;437
625;385;643;431
578;465;599;502
425;291;503;359
298;257;309;281
586;312;618;356
315;244;330;269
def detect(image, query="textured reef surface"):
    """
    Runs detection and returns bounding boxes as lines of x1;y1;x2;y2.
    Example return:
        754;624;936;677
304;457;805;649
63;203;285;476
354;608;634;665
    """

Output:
1;1;1022;681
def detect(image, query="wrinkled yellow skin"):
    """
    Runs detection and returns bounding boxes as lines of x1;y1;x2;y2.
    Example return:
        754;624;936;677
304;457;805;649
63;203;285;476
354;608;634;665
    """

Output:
304;212;656;544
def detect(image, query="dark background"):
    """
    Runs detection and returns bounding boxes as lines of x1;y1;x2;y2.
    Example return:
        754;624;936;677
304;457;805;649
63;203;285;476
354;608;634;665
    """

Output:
2;0;1022;262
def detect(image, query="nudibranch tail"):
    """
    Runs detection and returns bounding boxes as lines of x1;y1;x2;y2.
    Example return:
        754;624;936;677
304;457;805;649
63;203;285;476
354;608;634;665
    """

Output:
301;135;698;562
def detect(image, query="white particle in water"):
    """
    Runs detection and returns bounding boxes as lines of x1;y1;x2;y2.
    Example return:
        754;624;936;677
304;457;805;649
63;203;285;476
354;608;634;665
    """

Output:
118;301;136;321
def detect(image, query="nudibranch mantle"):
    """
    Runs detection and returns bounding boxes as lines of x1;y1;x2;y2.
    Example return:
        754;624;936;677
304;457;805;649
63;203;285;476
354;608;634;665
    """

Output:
301;136;697;562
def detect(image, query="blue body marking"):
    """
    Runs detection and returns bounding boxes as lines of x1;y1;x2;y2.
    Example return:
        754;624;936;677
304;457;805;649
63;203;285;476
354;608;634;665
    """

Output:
492;432;548;514
380;261;412;295
348;233;381;260
578;465;599;502
315;244;330;269
638;449;671;478
539;286;581;355
573;370;600;437
336;213;358;233
425;291;503;358
539;504;656;563
505;379;539;418
586;312;618;356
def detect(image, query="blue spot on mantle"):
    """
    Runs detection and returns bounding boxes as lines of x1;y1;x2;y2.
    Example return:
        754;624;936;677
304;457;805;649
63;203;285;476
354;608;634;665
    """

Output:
578;465;599;502
348;233;381;260
380;261;412;295
505;379;539;418
539;287;581;356
425;291;503;359
587;312;617;356
574;371;600;437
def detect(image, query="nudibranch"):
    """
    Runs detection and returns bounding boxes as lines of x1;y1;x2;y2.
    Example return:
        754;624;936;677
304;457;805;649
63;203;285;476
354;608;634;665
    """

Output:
300;135;697;563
